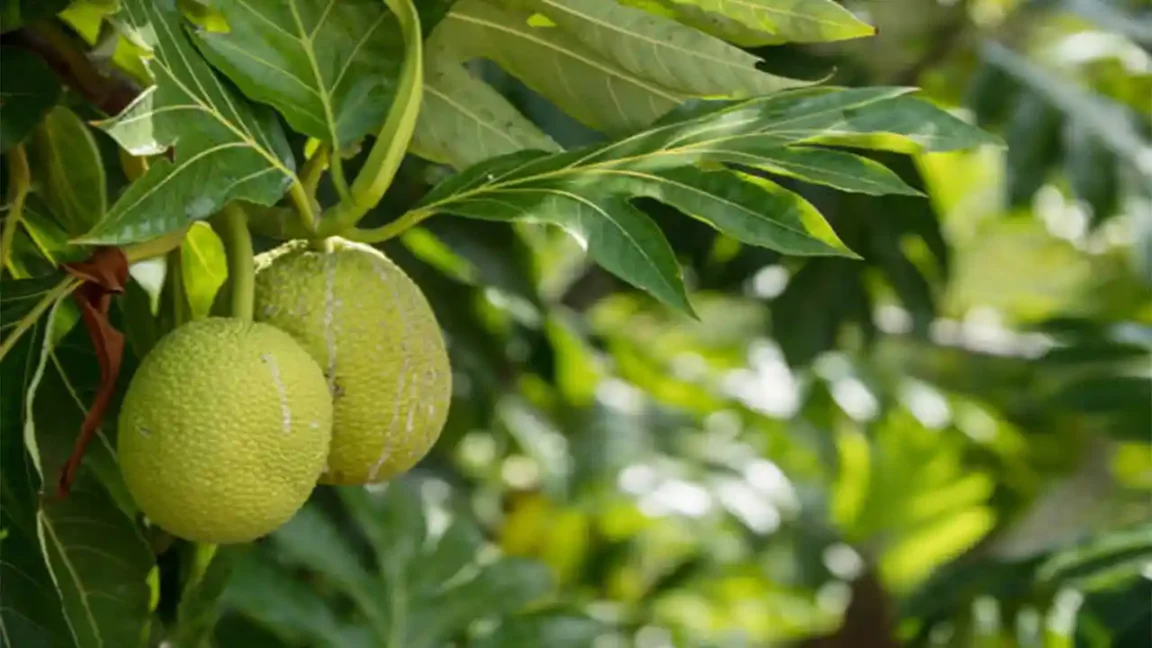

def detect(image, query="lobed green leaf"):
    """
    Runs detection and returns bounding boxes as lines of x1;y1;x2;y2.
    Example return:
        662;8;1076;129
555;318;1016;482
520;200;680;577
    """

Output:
78;0;297;246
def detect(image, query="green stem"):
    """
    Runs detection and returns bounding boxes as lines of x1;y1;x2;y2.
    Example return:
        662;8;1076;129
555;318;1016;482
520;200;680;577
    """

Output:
219;204;255;321
319;0;423;237
166;248;191;326
0;275;81;362
2;145;31;274
329;152;350;201
300;143;331;197
344;208;434;244
288;180;320;236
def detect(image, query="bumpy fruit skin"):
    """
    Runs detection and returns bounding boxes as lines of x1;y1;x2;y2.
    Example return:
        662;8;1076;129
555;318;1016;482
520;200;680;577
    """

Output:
253;237;451;485
117;317;333;544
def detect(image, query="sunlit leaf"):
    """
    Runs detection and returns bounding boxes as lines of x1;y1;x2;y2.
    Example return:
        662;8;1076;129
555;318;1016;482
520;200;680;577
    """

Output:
412;87;976;311
430;0;686;135
514;0;807;97
655;0;874;44
749;146;923;196
192;0;401;149
180;222;227;319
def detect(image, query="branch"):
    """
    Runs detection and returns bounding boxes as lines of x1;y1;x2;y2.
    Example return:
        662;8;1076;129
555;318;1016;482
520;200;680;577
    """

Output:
10;20;142;118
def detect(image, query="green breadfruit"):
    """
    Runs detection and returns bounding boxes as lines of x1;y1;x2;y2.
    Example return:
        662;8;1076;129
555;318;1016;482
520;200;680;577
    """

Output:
254;237;452;485
118;317;333;544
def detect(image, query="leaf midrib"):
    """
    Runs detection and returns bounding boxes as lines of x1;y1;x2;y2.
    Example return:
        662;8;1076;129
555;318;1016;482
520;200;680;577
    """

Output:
40;511;103;647
287;0;342;149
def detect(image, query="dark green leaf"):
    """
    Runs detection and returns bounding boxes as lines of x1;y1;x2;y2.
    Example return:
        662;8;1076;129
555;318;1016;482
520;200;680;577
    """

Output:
418;219;542;307
1005;92;1062;207
0;47;62;153
0;285;75;648
0;0;72;33
271;504;379;605
38;479;154;648
27;106;106;236
78;0;296;245
221;550;346;647
406;558;553;648
771;257;871;366
0;273;76;359
339;481;427;569
193;0;400;149
984;41;1152;179
473;612;603;648
8;299;155;648
964;62;1016;127
1063;122;1119;226
18;197;91;268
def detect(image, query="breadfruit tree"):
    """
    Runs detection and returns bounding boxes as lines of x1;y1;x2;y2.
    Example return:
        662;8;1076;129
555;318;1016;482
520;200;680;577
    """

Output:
3;0;1148;646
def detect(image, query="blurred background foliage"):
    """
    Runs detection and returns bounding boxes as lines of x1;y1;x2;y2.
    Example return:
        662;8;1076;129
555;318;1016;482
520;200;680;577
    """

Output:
4;0;1149;646
227;0;1152;646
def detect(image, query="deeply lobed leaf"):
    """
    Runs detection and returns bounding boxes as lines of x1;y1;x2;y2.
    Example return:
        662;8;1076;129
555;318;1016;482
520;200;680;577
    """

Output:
409;86;996;313
78;0;297;246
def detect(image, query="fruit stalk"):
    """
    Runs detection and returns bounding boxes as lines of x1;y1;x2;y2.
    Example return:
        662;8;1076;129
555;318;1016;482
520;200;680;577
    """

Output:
320;0;423;236
219;203;255;322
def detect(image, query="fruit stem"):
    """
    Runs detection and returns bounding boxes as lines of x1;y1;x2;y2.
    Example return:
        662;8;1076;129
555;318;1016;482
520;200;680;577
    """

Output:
318;0;423;237
300;141;331;198
219;203;255;322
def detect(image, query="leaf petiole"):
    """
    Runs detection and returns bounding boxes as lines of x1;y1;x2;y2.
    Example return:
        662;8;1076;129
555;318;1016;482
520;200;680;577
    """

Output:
1;145;31;275
215;204;255;322
300;143;332;198
319;0;423;237
344;208;434;244
288;180;320;236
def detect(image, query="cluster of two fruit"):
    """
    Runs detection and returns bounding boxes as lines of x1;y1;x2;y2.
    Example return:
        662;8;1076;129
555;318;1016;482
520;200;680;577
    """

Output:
117;238;452;544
